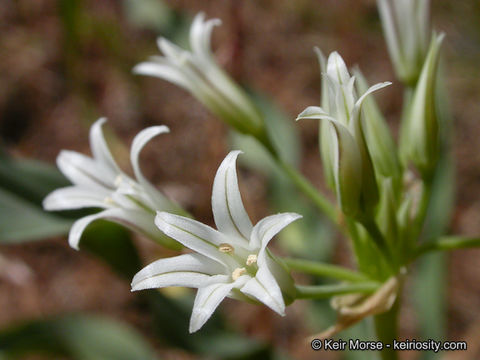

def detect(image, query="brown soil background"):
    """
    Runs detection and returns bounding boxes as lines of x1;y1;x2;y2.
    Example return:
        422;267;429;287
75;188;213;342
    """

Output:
1;0;480;359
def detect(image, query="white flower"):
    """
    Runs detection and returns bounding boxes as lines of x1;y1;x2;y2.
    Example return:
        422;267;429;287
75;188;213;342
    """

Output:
131;151;301;333
133;12;263;136
377;0;430;84
43;118;180;250
297;52;391;219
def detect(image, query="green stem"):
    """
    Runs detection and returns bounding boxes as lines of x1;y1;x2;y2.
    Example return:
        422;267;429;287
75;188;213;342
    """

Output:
374;299;400;360
295;282;379;299
414;236;480;259
276;158;338;224
284;258;371;283
255;131;339;227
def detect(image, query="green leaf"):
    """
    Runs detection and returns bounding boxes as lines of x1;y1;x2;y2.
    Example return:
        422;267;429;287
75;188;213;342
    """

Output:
142;291;273;359
0;314;158;360
0;156;86;243
415;253;446;346
0;188;72;243
80;220;142;279
0;156;69;206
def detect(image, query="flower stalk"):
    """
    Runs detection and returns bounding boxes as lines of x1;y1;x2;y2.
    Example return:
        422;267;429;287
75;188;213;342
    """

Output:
284;258;372;283
295;282;379;300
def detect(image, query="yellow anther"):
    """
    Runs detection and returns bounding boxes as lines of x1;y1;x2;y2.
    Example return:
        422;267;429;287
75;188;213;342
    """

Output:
232;267;246;281
104;196;115;205
114;175;123;187
246;254;258;266
218;243;235;253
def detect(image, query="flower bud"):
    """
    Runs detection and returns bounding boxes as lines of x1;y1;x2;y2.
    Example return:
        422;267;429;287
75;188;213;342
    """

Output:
298;51;391;219
377;0;430;85
297;107;362;218
400;33;444;177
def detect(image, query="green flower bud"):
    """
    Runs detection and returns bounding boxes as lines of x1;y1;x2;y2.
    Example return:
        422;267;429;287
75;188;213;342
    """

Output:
400;33;445;177
377;0;430;85
298;51;391;220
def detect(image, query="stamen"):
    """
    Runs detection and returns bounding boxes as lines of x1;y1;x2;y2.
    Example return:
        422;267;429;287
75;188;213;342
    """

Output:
232;267;246;281
104;196;116;206
114;175;123;187
246;254;258;266
218;243;234;253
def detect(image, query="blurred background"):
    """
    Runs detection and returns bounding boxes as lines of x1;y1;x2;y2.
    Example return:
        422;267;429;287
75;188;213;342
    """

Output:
1;0;480;359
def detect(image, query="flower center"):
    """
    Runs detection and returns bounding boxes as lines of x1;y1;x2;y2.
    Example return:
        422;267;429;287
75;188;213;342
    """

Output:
231;267;246;281
246;254;257;266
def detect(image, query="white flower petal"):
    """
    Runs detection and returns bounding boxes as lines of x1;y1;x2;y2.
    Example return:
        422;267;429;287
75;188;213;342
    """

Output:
240;264;285;316
110;189;140;210
130;125;172;210
314;46;331;112
133;60;191;90
131;253;224;291
42;186;108;211
130;125;169;181
353;81;392;115
89;118;121;174
296;106;337;122
249;213;302;250
155;212;234;267
327;51;351;85
158;37;189;63
190;12;222;64
377;0;403;72
333;81;351;124
189;276;247;333
345;76;357;113
69;208;157;250
57;150;116;190
211;151;253;241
